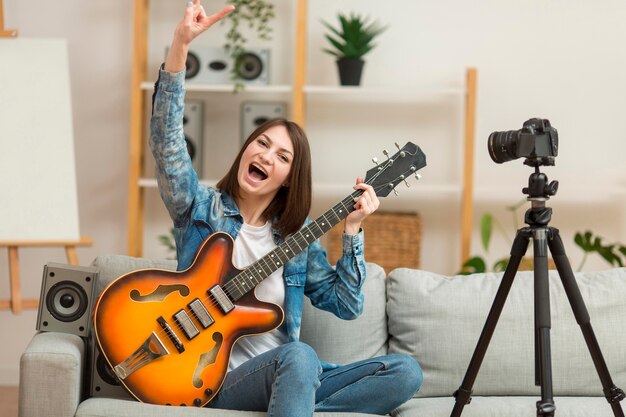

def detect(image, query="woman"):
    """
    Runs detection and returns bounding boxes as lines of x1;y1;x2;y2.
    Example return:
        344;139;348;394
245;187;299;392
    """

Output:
149;1;423;415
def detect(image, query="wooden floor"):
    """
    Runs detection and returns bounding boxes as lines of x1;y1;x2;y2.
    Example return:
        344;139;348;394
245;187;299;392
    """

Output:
0;386;18;417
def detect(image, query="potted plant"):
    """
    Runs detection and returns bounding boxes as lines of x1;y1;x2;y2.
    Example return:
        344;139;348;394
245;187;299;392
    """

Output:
222;0;275;92
321;12;387;86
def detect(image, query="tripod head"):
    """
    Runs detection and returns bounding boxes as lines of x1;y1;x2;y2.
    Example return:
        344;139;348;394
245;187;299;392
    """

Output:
523;166;559;227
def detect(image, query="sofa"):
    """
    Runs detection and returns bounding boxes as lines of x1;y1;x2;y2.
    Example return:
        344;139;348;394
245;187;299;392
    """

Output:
19;255;626;417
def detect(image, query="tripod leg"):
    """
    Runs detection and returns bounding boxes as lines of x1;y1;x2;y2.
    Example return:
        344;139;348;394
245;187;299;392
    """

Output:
450;231;529;417
532;229;556;416
548;229;626;417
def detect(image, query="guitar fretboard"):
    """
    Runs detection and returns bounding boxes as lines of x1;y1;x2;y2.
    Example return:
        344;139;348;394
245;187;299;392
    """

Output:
226;190;361;301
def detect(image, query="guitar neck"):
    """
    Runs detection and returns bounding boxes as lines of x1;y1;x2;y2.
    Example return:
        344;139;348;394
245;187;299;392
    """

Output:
228;190;361;301
226;141;427;302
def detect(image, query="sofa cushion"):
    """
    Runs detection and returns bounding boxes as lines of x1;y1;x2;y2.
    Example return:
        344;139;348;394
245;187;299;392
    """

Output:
386;267;626;397
77;398;382;417
393;396;618;417
300;263;388;365
91;254;177;296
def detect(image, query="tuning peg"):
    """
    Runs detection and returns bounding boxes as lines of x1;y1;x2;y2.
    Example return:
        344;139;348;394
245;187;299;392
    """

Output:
414;173;422;181
372;157;379;166
394;142;406;158
396;174;410;188
382;150;393;165
393;188;399;196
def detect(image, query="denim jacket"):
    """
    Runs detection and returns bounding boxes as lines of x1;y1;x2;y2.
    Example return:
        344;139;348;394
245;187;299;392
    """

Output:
149;68;367;368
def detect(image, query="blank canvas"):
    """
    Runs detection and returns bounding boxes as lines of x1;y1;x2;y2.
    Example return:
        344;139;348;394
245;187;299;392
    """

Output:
0;38;80;241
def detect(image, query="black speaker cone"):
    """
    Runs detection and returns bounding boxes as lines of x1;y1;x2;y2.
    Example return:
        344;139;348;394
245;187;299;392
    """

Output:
46;281;88;322
236;52;263;80
185;51;201;79
96;350;121;386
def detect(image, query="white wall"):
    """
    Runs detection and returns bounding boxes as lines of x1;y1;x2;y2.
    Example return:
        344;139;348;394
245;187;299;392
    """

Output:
0;0;133;384
1;0;625;385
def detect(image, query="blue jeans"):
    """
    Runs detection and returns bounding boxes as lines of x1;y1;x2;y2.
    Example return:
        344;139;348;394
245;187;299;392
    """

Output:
208;341;423;416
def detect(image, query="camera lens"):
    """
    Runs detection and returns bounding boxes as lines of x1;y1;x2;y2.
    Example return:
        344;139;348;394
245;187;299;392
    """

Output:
488;130;520;164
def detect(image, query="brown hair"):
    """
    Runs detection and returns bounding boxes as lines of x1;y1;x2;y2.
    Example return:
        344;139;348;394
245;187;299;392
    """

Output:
216;118;312;238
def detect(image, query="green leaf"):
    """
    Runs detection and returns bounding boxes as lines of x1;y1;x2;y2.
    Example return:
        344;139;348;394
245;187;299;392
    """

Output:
480;213;493;252
596;245;621;267
458;256;487;275
321;12;386;59
574;231;594;252
493;258;509;272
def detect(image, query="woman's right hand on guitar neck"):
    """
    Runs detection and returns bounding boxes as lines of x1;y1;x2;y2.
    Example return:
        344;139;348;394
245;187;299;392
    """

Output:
165;0;235;73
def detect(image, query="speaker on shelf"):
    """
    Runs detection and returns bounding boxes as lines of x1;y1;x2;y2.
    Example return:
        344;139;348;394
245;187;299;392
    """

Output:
36;263;98;338
184;99;204;176
241;101;288;144
86;336;134;400
177;46;269;85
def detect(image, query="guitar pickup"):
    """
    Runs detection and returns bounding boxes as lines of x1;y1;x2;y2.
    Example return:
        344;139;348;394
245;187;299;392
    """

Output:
157;316;185;353
189;298;214;329
209;285;234;314
173;310;200;340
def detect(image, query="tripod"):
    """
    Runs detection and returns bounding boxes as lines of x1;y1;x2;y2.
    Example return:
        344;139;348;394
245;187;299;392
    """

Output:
450;166;625;417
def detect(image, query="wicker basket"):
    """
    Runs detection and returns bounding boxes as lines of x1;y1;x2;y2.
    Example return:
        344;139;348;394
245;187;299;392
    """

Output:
324;211;422;273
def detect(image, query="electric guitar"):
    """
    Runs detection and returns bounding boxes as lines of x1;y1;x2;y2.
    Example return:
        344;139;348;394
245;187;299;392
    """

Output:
93;142;426;407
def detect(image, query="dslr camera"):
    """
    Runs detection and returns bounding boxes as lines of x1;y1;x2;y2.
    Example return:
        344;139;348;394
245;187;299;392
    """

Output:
488;118;559;166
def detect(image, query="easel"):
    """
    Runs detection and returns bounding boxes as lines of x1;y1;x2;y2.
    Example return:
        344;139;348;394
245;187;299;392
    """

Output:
0;4;93;314
0;238;93;314
0;0;17;38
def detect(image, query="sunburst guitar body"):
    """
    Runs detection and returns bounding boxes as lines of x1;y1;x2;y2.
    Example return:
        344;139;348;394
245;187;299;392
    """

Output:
93;233;283;406
93;142;426;407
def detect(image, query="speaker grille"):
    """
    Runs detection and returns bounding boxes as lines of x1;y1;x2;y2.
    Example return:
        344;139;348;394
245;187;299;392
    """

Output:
46;280;89;322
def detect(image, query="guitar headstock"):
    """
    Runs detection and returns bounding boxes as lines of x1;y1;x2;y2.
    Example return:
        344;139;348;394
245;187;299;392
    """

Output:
365;142;427;197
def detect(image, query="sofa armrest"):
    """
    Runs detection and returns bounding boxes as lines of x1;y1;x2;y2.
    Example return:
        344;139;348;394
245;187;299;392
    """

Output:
19;332;85;417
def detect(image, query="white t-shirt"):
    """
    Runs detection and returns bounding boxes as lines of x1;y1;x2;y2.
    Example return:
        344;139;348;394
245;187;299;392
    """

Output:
228;221;289;371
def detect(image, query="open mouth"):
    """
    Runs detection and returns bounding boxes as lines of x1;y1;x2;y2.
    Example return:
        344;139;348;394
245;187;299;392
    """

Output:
248;163;268;181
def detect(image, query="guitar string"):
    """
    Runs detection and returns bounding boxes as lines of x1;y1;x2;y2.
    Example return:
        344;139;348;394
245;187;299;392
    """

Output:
217;150;410;300
142;193;361;344
143;154;417;345
161;191;369;342
160;157;412;341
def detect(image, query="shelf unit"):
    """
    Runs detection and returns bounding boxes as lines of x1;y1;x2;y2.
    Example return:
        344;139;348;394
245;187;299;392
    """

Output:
126;0;477;266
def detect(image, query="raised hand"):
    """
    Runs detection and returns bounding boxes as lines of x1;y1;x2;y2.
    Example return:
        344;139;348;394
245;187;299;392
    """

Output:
165;1;235;73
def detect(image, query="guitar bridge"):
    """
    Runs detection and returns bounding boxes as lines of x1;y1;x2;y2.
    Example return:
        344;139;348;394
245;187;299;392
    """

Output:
113;331;169;380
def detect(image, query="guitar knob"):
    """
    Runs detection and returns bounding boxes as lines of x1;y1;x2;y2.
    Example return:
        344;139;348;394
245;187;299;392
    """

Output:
194;398;202;407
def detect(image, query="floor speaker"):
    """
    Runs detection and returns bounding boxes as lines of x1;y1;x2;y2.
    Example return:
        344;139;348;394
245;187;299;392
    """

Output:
36;263;98;338
87;336;134;400
181;46;269;85
241;101;288;144
184;99;204;176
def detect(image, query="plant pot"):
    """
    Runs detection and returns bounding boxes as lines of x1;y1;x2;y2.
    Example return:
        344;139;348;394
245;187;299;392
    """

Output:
336;58;365;86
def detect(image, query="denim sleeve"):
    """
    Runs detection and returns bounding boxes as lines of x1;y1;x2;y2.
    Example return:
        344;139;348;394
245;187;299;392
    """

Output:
149;67;199;227
304;230;367;320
